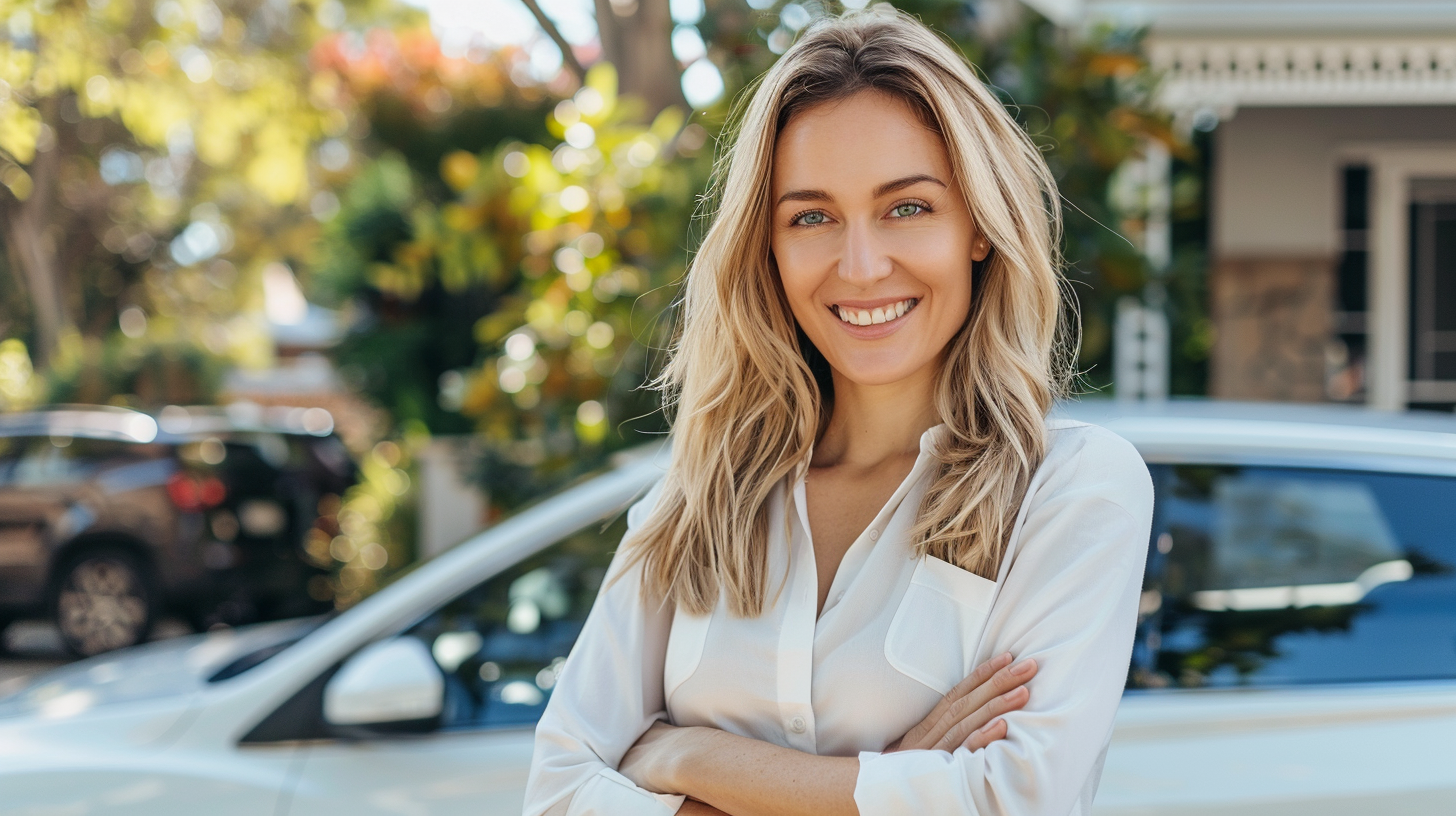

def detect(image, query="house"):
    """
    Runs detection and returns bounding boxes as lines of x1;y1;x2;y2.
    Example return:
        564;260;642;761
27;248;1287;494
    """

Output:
1028;0;1456;410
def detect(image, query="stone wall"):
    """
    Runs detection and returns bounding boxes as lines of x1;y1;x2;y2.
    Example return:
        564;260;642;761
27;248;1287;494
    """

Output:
1209;257;1335;402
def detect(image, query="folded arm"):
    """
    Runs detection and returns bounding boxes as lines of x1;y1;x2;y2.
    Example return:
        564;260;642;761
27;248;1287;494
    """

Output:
621;653;1039;816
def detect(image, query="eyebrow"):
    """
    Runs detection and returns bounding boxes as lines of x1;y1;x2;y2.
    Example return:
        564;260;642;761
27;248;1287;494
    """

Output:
775;173;948;207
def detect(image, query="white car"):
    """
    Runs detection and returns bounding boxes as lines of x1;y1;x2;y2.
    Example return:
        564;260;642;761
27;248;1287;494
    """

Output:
2;402;1455;815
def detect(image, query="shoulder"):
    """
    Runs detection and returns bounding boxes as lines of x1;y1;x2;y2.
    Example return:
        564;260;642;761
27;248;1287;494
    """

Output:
626;476;669;531
1030;418;1154;522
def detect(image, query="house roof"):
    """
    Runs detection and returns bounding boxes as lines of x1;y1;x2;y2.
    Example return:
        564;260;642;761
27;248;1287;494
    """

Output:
1014;0;1456;112
1023;0;1456;33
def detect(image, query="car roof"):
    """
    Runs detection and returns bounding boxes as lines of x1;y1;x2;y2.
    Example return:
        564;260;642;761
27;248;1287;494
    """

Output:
0;404;336;444
1058;398;1456;476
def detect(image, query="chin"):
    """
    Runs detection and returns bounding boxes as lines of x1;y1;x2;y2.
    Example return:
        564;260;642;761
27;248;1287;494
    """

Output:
825;354;932;388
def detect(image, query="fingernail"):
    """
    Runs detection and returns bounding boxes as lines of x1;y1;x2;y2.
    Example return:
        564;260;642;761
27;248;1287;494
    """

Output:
1010;658;1035;676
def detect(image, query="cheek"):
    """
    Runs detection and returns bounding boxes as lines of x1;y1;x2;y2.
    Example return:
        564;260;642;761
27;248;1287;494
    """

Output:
904;238;974;315
772;240;824;321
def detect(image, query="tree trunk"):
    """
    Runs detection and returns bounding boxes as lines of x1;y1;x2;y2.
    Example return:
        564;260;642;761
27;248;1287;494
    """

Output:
2;116;70;370
594;0;685;115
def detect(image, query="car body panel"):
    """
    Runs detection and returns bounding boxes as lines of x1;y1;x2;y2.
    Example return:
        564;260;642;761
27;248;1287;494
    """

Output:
283;728;536;815
1098;682;1456;815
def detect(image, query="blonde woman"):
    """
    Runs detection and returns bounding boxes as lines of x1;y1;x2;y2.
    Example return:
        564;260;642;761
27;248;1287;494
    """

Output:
525;9;1153;816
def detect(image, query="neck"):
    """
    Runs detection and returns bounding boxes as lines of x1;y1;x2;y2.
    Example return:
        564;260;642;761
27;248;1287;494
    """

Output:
813;362;940;469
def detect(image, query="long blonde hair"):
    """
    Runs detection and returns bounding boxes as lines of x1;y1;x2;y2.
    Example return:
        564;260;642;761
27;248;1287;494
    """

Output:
625;8;1074;616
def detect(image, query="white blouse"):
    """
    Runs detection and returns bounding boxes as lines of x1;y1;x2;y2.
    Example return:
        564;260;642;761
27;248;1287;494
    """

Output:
525;419;1154;816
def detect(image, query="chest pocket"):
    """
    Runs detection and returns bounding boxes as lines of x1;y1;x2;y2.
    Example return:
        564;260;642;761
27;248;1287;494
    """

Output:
885;555;998;696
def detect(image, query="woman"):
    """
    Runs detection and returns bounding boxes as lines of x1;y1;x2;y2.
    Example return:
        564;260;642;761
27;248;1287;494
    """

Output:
525;9;1153;816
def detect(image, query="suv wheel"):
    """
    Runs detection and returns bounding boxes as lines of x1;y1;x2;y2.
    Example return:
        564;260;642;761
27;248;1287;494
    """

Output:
53;549;153;657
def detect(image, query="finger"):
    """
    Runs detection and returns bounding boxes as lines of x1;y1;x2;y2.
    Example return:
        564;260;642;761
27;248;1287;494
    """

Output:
935;684;1029;752
955;658;1038;724
921;659;1037;750
961;718;1008;753
937;685;1029;752
943;652;1016;707
899;652;1013;749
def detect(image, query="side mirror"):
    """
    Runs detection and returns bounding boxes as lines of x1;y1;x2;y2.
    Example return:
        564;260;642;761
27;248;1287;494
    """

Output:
323;637;444;729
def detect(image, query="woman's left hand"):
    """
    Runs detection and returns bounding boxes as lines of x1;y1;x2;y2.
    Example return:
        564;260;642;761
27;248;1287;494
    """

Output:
619;720;696;794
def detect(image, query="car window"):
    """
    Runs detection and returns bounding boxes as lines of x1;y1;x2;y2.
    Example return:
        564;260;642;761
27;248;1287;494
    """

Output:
405;513;626;730
1131;465;1456;689
1;437;151;487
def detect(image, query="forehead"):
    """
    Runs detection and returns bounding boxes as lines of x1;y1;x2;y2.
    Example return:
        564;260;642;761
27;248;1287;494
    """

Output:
772;90;951;195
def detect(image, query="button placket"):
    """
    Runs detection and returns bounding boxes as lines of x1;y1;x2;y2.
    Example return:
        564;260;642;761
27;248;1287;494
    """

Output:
777;481;818;752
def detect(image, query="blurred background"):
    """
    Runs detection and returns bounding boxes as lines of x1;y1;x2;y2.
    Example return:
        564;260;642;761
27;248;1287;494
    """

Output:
1;0;1454;669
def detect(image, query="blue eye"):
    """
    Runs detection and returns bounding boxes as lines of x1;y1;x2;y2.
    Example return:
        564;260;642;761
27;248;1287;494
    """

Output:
796;211;827;226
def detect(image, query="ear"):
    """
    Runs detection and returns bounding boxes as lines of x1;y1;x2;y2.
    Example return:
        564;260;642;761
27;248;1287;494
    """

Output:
971;232;992;263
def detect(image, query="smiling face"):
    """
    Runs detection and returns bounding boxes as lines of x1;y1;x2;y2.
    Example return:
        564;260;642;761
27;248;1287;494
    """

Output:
771;89;989;391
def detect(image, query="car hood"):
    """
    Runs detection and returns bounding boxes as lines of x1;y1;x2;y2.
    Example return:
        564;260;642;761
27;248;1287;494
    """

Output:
0;617;325;720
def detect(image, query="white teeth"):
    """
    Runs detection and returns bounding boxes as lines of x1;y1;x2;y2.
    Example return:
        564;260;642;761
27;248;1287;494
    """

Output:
835;298;918;327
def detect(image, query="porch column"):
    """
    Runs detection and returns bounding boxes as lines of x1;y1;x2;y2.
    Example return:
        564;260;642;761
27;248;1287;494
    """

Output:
1367;159;1409;411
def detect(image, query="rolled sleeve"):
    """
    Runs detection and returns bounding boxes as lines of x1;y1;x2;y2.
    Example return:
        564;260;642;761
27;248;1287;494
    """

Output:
855;429;1154;816
564;770;686;816
524;480;684;816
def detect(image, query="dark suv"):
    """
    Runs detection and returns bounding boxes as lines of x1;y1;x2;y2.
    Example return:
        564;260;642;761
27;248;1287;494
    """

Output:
0;404;357;656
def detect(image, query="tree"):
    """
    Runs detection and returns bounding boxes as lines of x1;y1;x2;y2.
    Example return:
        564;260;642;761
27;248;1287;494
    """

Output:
308;33;712;505
0;0;395;378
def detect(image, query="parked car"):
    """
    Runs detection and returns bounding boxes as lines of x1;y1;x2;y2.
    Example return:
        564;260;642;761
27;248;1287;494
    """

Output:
0;404;357;656
1;401;1453;815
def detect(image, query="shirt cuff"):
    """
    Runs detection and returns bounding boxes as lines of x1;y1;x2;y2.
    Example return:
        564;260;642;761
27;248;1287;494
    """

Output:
565;768;686;816
855;749;962;815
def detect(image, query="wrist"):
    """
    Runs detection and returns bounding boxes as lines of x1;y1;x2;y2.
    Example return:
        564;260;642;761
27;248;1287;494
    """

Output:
662;725;715;794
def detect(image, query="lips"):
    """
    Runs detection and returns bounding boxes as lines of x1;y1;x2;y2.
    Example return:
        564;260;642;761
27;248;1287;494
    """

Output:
831;298;919;327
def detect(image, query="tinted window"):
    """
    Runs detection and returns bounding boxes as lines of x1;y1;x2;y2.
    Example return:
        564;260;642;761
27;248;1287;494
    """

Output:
0;437;156;487
405;514;625;730
1130;465;1456;689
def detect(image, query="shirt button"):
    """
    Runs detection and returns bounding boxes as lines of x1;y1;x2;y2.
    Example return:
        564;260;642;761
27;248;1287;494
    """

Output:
868;528;879;541
789;716;807;734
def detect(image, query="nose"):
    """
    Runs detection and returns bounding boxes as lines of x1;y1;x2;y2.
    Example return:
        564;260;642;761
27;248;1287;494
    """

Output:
836;221;893;287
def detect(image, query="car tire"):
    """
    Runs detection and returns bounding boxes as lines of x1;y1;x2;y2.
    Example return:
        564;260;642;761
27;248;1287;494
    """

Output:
51;548;154;657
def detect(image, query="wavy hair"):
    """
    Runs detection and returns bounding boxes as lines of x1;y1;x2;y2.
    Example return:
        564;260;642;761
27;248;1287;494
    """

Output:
624;8;1074;616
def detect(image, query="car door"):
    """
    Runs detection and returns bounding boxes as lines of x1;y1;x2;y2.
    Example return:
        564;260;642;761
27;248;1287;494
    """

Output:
262;514;625;816
1097;464;1456;815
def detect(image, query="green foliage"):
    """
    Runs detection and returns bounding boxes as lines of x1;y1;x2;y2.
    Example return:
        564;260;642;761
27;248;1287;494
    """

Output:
0;0;418;400
312;56;712;506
